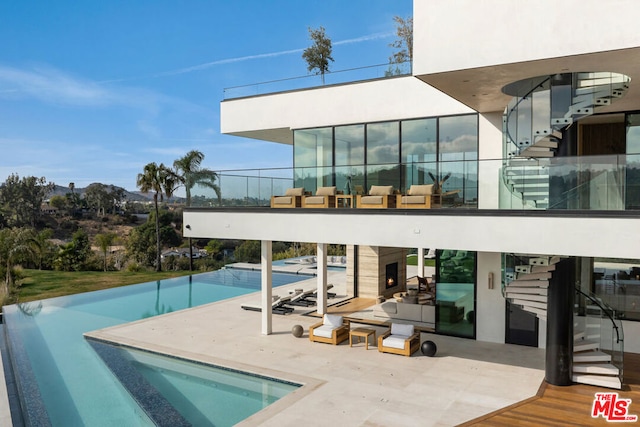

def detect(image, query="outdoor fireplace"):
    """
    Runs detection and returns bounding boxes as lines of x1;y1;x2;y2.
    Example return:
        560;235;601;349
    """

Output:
386;262;398;289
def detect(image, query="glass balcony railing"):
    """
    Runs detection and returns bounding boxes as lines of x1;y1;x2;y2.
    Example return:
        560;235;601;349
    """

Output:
188;154;640;211
223;62;411;99
501;153;640;210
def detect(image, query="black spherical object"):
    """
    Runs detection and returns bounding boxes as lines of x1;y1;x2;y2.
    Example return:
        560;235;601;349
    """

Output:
291;324;304;338
421;340;437;357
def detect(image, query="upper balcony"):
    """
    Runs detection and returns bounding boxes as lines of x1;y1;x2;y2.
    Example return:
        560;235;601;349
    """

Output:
189;154;640;212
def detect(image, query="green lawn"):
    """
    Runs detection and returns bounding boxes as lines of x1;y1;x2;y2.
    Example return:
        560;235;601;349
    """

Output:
12;269;193;303
406;254;436;267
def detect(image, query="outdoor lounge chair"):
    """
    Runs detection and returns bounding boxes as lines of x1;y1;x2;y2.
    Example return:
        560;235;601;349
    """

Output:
286;288;317;307
241;295;294;315
356;185;396;208
309;314;350;345
271;187;305;208
377;323;420;356
302;186;338;208
396;184;436;209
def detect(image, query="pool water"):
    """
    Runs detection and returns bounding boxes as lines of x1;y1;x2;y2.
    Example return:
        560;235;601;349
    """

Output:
3;269;304;426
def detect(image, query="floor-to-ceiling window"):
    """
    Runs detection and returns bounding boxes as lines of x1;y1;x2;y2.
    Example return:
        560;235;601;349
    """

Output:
293;114;478;204
436;249;476;338
335;124;365;194
366;121;400;190
293;127;332;192
626;113;640;209
401;118;437;191
439;115;479;207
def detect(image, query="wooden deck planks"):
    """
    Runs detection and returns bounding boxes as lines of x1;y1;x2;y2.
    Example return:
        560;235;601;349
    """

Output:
462;352;640;426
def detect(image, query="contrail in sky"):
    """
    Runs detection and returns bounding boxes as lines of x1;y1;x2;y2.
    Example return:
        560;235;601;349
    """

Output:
102;31;393;82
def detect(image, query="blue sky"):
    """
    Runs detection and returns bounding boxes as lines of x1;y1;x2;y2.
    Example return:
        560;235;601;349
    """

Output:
0;1;411;193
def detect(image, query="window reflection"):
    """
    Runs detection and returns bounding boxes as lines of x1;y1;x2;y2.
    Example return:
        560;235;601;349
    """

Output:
402;118;437;192
436;249;476;338
293;114;478;205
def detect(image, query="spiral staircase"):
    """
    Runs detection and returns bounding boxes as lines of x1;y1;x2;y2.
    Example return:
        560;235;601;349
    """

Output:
503;255;623;389
502;72;631;209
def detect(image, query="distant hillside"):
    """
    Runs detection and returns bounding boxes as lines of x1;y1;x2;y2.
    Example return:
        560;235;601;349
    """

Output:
49;183;159;202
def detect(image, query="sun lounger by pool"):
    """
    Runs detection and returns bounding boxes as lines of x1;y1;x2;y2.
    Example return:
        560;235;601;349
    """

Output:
241;295;294;315
286;289;317;307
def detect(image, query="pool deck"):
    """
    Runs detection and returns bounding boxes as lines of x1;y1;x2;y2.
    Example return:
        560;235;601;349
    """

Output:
86;273;547;426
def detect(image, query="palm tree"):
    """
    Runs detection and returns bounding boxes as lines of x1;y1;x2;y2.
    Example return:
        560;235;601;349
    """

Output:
136;162;178;272
173;150;221;206
174;150;221;270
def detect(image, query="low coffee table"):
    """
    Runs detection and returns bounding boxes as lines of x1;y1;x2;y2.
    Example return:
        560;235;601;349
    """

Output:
349;327;376;349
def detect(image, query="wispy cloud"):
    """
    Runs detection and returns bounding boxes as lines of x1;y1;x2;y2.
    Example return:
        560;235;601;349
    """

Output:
0;65;114;106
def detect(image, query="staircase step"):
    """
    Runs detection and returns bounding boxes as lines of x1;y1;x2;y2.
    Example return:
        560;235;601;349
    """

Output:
572;374;621;389
530;256;560;266
531;139;558;149
506;279;549;288
520;148;555;158
573;363;619;376
516;272;552;281
574;350;612;363
506;293;548;303
505;287;547;295
532;264;556;273
574;339;599;352
515;265;532;274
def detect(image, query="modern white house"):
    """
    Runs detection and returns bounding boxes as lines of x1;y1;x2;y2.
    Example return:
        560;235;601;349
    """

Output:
184;0;640;390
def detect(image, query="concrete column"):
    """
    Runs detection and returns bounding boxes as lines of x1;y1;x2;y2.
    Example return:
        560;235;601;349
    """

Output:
417;248;425;277
317;243;328;315
261;240;273;335
545;258;575;386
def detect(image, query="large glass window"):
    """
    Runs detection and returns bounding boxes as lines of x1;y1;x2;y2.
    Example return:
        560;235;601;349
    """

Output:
366;122;400;190
439;115;478;207
335;125;365;194
436;249;476;338
293;127;332;192
626;113;640;209
401;118;437;192
292;114;478;202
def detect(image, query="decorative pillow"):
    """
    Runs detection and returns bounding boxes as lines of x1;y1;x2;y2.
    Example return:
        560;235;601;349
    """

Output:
316;186;337;196
323;314;343;328
369;185;394;196
390;323;414;337
408;184;434;196
285;187;304;196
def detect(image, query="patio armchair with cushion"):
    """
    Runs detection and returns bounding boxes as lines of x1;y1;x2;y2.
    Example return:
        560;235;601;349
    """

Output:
271;187;306;208
309;314;350;345
396;184;438;209
377;323;420;356
302;186;338;208
356;185;397;208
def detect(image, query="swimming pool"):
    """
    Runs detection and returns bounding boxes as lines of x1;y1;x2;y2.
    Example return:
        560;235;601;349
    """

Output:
3;269;305;426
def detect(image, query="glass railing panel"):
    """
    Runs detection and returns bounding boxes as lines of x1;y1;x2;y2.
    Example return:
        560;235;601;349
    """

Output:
626;153;640;209
548;154;625;210
223;62;411;99
184;155;640;211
